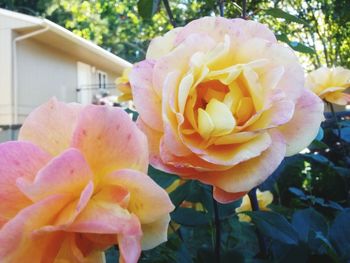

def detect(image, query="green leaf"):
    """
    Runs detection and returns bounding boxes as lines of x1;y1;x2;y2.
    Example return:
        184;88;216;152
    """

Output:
169;180;193;207
264;8;308;25
276;34;315;54
171;207;210;226
291;208;328;243
230;217;259;258
137;0;160;19
246;211;299;245
329;209;350;259
289;41;316;54
313;231;339;261
148;165;178;189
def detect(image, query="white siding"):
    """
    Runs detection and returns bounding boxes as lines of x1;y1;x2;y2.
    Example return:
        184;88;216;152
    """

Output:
16;38;77;122
0;28;13;125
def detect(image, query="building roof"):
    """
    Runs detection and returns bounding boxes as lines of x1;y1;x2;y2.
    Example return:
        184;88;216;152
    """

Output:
0;8;131;74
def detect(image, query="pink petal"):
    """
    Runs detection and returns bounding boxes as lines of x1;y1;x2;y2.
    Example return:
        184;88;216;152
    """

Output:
18;98;82;156
213;187;246;204
246;99;295;131
104;169;175;224
175;16;240;45
197;131;286;194
230;18;277;42
67;196;142;237
118;234;141;263
0;141;51;220
130;60;163;131
71;105;149;177
0;194;72;261
137;119;194;175
17;148;93;202
278;89;324;156
33;182;94;232
159;138;230;172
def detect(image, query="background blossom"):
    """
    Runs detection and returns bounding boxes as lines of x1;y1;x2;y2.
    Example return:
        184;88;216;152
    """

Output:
306;66;350;105
0;98;174;263
235;189;273;222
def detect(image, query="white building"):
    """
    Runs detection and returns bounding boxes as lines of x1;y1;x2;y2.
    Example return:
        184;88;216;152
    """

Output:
0;8;131;141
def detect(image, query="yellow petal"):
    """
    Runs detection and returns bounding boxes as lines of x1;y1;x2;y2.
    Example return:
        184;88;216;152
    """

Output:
213;131;258;145
197;108;215;140
224;82;243;112
242;67;264;111
178;74;194;113
205;99;236;137
236;97;254;125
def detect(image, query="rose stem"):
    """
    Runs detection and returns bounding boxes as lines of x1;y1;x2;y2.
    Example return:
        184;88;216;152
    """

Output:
162;0;177;27
218;0;224;17
242;0;247;19
328;102;341;138
212;188;221;263
248;187;268;258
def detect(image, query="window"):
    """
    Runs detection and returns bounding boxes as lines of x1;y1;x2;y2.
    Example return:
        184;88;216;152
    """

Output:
97;70;107;90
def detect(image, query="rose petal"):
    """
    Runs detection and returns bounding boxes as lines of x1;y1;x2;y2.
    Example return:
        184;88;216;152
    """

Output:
153;33;216;98
213;187;246;204
194;132;272;166
141;214;171;250
146;27;183;59
325;91;350;105
55;234;106;263
137;119;196;175
130;60;163;131
18;98;82;156
118;234;141;263
71;105;149;178
197;130;286;193
0;194;72;261
231;18;277;42
278;90;324;156
0;141;51;220
17;148;93;202
104;169;175;224
175;16;240;45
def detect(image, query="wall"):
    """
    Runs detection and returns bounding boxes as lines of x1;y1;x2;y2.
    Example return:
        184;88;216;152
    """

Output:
0;28;13;125
16;38;77;123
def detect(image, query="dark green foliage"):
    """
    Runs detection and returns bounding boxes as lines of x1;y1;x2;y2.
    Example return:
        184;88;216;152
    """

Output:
137;0;161;20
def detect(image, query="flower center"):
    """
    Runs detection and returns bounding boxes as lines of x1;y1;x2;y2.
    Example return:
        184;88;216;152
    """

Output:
192;74;256;140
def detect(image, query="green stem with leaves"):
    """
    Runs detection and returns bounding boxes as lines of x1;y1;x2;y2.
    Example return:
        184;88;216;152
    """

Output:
212;189;221;263
248;187;268;258
328;102;341;138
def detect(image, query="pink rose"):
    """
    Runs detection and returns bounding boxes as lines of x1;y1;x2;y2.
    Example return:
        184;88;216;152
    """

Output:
0;99;174;263
130;17;324;203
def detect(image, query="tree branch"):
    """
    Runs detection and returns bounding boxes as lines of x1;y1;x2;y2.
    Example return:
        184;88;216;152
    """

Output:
162;0;176;27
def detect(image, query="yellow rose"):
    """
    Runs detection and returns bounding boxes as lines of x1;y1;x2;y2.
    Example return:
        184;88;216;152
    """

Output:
235;189;273;222
306;66;350;105
130;17;324;203
116;67;133;102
